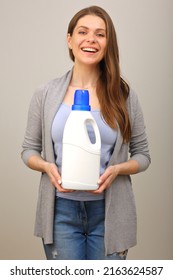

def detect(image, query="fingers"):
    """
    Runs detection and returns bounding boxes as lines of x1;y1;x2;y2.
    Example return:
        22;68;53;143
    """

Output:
47;164;118;194
98;166;114;184
47;163;74;193
90;166;118;194
55;180;74;193
94;177;111;194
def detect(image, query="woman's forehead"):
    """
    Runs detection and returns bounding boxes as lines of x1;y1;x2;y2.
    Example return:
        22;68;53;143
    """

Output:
75;15;106;31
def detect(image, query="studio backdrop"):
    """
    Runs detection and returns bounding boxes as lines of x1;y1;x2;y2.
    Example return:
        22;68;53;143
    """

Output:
0;0;172;259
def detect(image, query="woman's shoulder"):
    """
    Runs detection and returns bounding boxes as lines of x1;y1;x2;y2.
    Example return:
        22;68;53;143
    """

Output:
128;88;138;102
127;88;141;108
126;88;143;121
47;69;72;88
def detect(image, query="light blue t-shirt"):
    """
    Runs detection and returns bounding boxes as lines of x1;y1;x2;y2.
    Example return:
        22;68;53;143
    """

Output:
51;103;117;201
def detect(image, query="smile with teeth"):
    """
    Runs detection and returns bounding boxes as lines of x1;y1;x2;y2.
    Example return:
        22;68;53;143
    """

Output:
81;47;98;53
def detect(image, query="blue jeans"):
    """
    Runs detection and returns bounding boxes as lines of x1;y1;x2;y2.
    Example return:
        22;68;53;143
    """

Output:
43;197;128;260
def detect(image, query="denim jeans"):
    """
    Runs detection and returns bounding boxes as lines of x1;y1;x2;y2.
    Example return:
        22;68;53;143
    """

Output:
43;197;128;260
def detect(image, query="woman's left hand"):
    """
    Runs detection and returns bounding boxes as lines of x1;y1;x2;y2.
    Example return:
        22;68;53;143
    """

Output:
88;160;139;194
90;165;120;194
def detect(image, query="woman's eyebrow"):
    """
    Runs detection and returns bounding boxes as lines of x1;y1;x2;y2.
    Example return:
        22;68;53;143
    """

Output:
77;26;106;32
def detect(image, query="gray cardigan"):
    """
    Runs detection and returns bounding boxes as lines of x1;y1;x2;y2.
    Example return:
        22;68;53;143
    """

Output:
22;69;151;255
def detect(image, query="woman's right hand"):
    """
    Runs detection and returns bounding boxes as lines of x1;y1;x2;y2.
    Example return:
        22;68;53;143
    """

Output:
46;163;74;193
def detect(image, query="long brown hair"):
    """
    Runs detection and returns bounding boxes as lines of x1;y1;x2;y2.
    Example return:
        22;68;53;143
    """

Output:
67;6;131;142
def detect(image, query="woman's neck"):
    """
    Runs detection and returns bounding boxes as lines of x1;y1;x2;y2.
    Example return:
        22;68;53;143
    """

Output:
70;64;100;89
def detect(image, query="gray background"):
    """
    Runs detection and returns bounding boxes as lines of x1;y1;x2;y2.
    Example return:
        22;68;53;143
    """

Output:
0;0;172;259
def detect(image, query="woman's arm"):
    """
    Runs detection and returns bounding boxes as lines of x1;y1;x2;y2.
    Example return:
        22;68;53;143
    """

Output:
92;159;139;194
92;91;151;194
22;86;72;193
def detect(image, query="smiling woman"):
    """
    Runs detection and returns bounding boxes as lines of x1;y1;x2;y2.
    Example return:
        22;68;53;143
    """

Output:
21;5;150;260
67;15;107;66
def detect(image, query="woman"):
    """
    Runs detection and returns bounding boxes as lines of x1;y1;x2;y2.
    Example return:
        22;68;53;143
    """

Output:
22;6;150;260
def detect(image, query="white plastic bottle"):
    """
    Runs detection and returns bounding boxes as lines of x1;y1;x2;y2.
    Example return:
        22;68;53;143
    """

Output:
61;90;101;190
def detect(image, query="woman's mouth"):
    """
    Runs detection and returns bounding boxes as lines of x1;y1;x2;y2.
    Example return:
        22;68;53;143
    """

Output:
81;47;98;53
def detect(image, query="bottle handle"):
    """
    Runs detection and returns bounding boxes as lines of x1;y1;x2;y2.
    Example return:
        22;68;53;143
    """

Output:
84;119;101;150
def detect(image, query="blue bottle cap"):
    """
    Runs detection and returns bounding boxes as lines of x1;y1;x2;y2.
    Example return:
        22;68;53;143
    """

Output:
72;90;91;111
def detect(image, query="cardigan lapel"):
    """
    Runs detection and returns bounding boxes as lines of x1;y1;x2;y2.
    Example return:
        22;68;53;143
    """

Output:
108;123;123;166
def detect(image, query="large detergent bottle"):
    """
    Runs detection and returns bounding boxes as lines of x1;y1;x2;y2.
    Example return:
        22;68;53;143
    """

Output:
61;90;101;190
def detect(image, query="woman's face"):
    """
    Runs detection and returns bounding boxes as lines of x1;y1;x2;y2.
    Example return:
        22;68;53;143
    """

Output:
67;15;107;66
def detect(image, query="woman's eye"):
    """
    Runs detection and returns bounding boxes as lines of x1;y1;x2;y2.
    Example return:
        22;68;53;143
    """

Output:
78;31;86;35
96;33;105;37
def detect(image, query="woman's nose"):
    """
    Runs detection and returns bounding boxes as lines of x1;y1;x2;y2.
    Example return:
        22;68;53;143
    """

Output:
86;33;96;43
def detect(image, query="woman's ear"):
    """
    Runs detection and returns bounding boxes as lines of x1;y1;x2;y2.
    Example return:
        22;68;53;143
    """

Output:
67;33;72;49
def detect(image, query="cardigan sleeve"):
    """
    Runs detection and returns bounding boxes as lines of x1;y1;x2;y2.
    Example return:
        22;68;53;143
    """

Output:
21;84;46;166
128;90;151;172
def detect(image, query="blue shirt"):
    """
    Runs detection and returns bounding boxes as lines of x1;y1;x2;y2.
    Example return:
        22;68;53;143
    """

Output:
51;103;117;201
